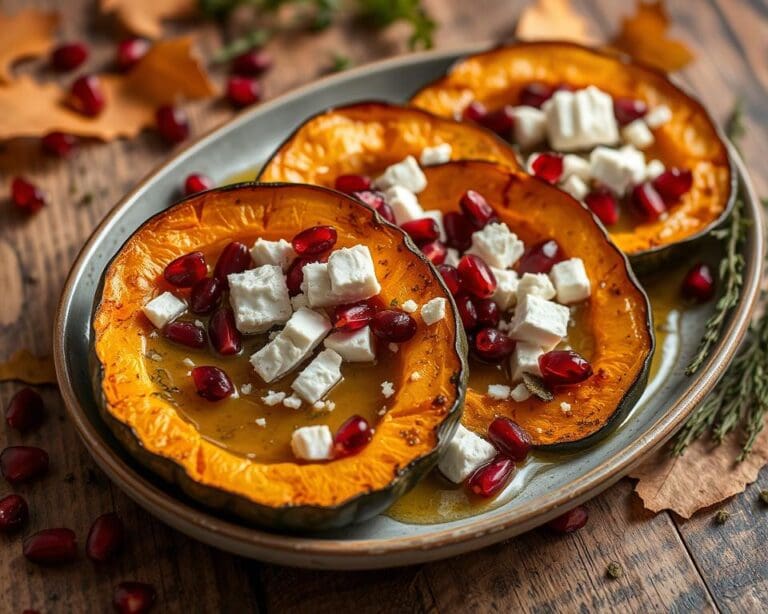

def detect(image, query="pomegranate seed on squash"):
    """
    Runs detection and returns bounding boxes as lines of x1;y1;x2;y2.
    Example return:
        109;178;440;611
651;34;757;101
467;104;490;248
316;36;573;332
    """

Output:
488;417;532;461
459;190;496;228
458;254;497;298
539;350;593;387
517;239;564;274
467;456;515;497
370;310;417;343
401;218;439;244
292;225;337;256
164;251;207;287
113;581;157;614
584;190;619;226
353;189;386;210
421;240;447;265
473;328;515;362
1;446;49;484
443;211;474;251
51;42;89;71
184;173;213;196
335;174;371;194
454;293;478;331
530;152;564;184
86;512;125;562
232;49;272;75
41;132;77;158
332;300;378;332
6;388;45;432
519;82;556;108
213;241;252;282
23;528;78;564
546;505;589;533
375;202;396;224
0;494;29;532
613;97;647;126
682;263;715;302
163;321;206;349
652;168;693;203
70;75;105;117
191;366;234;401
462;101;488;123
334;415;374;458
480;106;515;136
227;76;261;108
155;105;189;144
631;182;666;220
437;264;462;296
116;38;150;71
11;177;46;214
189;277;223;315
473;298;500;328
209;308;242;355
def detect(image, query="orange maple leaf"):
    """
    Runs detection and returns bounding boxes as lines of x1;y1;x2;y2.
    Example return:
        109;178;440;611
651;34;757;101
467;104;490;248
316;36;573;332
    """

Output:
0;9;60;83
100;0;198;39
515;0;597;45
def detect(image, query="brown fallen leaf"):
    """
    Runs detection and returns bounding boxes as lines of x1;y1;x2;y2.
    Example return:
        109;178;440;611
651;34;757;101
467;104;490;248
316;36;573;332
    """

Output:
0;9;60;83
100;0;197;39
0;37;216;141
608;0;694;72
515;0;597;45
630;429;768;518
0;350;57;385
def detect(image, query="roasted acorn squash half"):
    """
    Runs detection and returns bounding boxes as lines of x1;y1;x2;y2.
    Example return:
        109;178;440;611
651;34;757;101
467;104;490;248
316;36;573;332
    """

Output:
92;183;466;529
410;41;736;272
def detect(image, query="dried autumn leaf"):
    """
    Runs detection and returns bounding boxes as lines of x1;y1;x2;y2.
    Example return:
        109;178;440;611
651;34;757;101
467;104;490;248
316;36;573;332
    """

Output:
100;0;197;39
0;350;56;385
608;0;694;72
515;0;596;45
0;9;60;83
630;429;768;518
0;37;216;141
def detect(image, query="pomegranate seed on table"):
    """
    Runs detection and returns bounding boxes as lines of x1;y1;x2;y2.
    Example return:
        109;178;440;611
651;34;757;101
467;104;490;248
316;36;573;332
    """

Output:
682;263;715;302
473;298;500;328
6;388;45;432
164;251;207;287
613;97;648;126
530;152;564;184
459;190;496;228
454;293;478;330
51;42;89;71
421;240;447;265
155;105;189;144
41;132;77;158
488;417;532;461
11;177;47;214
232;49;272;75
370;310;417;343
467;456;515;497
116;38;150;71
70;75;105;116
292;225;337;256
517;240;564;274
163;321;206;349
23;528;78;564
473;328;515;362
652;168;693;203
519;82;556;108
191;366;234;401
0;494;29;532
401;218;439;244
332;300;379;332
113;581;157;614
227;76;261;108
480;106;515;137
184;173;214;196
208;308;242;355
462;101;488;123
546;505;589;533
584;189;619;226
86;512;125;562
631;182;666;220
1;446;49;484
189;277;224;315
213;241;252;282
334;415;374;458
443;211;474;251
335;174;372;194
539;350;593;387
458;254;497;298
437;264;462;296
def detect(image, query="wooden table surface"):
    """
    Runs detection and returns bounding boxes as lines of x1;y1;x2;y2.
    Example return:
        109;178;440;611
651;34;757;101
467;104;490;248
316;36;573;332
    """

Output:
1;0;767;612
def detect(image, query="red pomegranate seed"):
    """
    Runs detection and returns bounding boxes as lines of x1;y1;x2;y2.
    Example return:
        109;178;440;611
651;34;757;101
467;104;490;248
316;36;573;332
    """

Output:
209;308;242;355
113;581;157;614
455;293;478;330
11;177;46;214
458;254;497;298
547;505;589;533
41;132;77;158
473;327;515;362
370;310;417;343
421;240;447;265
51;42;89;71
539;350;593;387
519;82;556;108
459;190;496;228
517;240;564;274
682;263;715;302
335;174;372;194
191;366;234;401
480;106;515;136
462;101;487;123
23;528;77;564
443;211;474;251
353;189;386;210
584;189;619;226
213;242;252;282
116;38;150;71
227;76;261;108
292;225;337;256
467;456;515;497
332;300;378;332
473;298;500;328
6;388;45;432
70;75;105;117
631;182;666;220
530;152;564;184
86;512;125;562
1;446;49;484
401;218;439;245
189;277;223;315
155;105;189;144
376;202;396;224
334;415;374;458
0;494;29;532
285;254;326;296
652;168;693;203
613;97;648;126
488;417;532;461
232;49;272;75
437;264;462;296
163;321;206;349
184;173;213;196
164;251;207;287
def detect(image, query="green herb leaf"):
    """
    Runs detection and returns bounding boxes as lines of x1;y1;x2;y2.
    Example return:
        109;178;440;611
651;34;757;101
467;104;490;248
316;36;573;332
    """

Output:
329;52;352;72
212;28;271;63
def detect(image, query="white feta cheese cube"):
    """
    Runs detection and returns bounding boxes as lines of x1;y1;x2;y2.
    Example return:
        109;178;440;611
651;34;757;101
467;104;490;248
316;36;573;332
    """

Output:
228;265;292;334
645;158;666;181
250;238;296;272
510;342;544;382
290;292;308;311
509;294;569;350
283;394;302;409
419;143;452;166
550;258;591;304
438;424;497;483
374;156;427;193
261;390;286;406
301;262;335;308
401;299;418;313
421;297;447;326
381;381;395;398
621;119;655;149
324;326;376;362
644;104;672;129
327;245;381;300
142;292;186;329
444;248;461;267
510;106;547;149
560;174;589;201
543;87;619;151
510;382;532;402
562;154;592;181
422;209;446;242
384;186;425;224
291;425;333;461
487;384;511;400
517;273;556;302
491;268;519;311
291;349;343;403
466;222;525;269
589;145;646;196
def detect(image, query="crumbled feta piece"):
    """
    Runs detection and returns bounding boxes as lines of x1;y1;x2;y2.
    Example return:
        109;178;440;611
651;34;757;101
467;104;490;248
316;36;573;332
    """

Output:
467;222;525;269
291;425;333;460
561;154;591;181
255;417;266;427
240;383;253;395
509;294;569;350
182;357;195;368
517;273;556;302
543;86;619;151
381;381;395;398
409;371;422;382
374;156;427;193
291;349;343;403
313;399;336;413
510;383;532;402
645;159;666;181
421;297;447;326
327;245;381;300
510;342;544;382
250;238;296;272
290;292;308;311
438;424;497;483
268;330;279;340
302;259;379;308
149;330;158;338
422;210;446;242
388;342;399;353
444;248;461;267
589;145;646;196
384;186;425;224
621;119;654;149
510;106;547;149
324;326;376;362
550;258;591;304
644;104;672;129
419;143;452;166
194;320;204;328
560;401;572;414
561;174;589;201
283;394;303;409
487;384;511;400
228;265;292;333
491;268;519;311
142;292;186;328
261;390;286;406
401;299;418;313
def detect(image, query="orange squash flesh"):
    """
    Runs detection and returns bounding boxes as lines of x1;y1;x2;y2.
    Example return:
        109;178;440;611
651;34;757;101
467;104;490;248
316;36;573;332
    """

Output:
93;184;465;526
410;42;734;263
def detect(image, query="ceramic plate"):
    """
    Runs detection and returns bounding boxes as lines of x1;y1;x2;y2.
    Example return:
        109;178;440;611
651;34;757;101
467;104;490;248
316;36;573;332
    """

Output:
54;45;764;569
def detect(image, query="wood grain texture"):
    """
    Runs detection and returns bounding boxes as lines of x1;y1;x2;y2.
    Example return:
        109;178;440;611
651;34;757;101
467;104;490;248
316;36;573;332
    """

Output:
0;0;766;612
